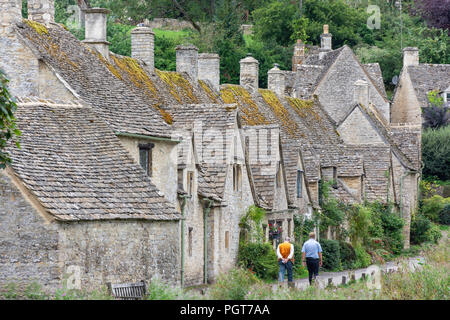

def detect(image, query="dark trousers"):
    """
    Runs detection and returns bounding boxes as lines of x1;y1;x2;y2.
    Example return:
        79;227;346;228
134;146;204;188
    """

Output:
278;260;293;282
306;257;320;285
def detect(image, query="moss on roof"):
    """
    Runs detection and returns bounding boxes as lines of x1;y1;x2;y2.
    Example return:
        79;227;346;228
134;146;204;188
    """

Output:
24;19;48;35
156;69;199;104
220;85;269;126
199;80;219;103
259;89;299;137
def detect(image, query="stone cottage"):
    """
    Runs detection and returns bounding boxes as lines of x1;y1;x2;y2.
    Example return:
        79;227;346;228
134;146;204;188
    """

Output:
166;103;254;285
0;97;180;289
242;124;295;247
0;0;424;290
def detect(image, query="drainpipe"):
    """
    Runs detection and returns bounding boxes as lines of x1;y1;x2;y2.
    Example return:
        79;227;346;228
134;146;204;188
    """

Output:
202;198;214;284
178;194;190;287
399;170;415;218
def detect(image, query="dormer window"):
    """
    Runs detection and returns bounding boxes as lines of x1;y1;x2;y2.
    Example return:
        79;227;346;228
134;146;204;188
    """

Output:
139;143;154;176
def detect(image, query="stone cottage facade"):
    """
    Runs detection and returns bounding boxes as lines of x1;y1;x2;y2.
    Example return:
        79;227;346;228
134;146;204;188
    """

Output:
0;1;423;290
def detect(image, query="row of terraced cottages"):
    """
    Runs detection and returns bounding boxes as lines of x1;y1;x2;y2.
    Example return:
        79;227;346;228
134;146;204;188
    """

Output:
0;1;426;289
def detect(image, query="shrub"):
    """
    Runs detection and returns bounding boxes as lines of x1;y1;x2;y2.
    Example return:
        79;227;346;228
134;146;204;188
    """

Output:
422;126;450;181
411;215;438;245
439;204;450;225
353;244;371;268
338;241;356;269
421;195;450;222
320;239;341;271
426;223;442;244
237;242;278;280
208;268;260;300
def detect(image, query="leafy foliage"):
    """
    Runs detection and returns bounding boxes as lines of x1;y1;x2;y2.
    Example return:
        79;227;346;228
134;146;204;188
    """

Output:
320;239;341;271
421;195;450;223
422;126;450;181
422;91;449;129
208;267;260;300
237;242;278;280
0;70;21;169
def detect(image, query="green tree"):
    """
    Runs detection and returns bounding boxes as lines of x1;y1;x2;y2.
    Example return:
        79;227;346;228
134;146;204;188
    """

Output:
252;0;297;47
0;71;21;168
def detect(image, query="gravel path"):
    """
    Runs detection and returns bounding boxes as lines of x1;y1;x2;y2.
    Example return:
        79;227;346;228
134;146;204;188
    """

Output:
274;256;426;290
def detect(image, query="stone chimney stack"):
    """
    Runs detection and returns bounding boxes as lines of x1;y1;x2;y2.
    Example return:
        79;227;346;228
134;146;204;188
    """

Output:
198;53;220;92
0;0;22;31
131;26;155;72
268;63;285;96
403;47;419;67
176;44;199;83
354;80;370;106
82;8;111;59
240;54;259;92
319;24;332;59
27;0;54;25
292;39;305;72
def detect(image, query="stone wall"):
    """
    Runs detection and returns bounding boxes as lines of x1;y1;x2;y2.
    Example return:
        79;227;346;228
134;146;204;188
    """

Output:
0;171;181;290
338;107;384;145
118;137;178;207
0;30;40;97
59;219;180;289
38;60;76;100
0;173;60;289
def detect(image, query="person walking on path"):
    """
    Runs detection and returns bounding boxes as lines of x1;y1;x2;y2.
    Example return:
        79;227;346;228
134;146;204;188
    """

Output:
302;232;323;285
277;236;294;287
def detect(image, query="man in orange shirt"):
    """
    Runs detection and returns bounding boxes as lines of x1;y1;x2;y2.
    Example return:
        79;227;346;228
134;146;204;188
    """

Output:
277;236;294;287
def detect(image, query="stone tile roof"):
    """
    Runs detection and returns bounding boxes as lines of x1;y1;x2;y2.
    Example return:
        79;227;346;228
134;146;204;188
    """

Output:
345;145;391;202
221;85;345;183
338;155;364;177
390;126;422;170
243;125;281;209
165;104;238;201
294;47;344;98
6;98;180;221
406;64;450;108
363;63;388;99
15;20;220;139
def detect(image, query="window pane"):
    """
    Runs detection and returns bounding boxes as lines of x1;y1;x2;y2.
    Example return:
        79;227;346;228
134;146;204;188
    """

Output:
139;148;149;175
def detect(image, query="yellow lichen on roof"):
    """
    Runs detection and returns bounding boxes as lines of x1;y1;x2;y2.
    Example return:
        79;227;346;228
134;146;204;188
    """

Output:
220;85;268;126
259;89;298;137
199;80;219;103
156;70;199;104
286;97;318;120
24;19;48;35
96;52;123;80
154;104;174;125
111;55;159;99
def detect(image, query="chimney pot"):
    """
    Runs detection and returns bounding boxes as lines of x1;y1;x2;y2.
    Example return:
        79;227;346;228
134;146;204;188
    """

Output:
198;53;220;92
176;44;199;83
27;0;54;25
131;27;155;72
240;54;259;92
268;63;285;96
403;47;419;67
293;39;305;71
0;0;22;29
320;24;332;53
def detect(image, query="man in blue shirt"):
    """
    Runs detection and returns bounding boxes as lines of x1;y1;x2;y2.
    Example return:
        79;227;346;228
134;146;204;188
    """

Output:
301;232;323;285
